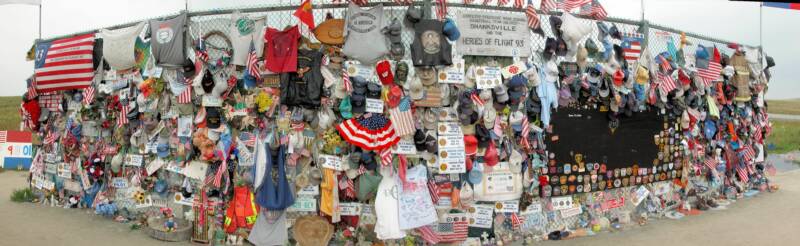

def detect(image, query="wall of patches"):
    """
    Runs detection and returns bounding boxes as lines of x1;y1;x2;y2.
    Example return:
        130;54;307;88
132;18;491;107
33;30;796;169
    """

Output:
20;0;774;245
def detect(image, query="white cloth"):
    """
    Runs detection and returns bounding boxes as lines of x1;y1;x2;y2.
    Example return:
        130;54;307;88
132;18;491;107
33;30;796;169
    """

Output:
99;22;146;70
374;167;406;239
397;165;437;230
230;12;265;66
247;210;287;246
253;133;267;190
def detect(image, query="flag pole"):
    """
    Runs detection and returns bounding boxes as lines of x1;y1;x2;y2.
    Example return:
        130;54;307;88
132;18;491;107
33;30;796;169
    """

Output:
641;0;645;21
38;3;41;39
759;3;763;50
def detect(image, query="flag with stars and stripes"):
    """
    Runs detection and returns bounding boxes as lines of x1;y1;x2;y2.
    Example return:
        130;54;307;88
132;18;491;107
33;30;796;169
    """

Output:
177;85;192;104
590;0;607;20
26;77;38;99
117;104;129;126
436;0;449;20
389;97;416;137
526;0;541;29
520;115;531;148
470;91;485;107
394;0;413;5
417;225;443;244
510;212;523;229
658;72;677;93
435;213;469;242
704;157;718;170
342;67;352;93
497;0;510;7
82;86;95;105
698;61;722;86
33;33;96;93
736;165;749;183
541;0;558;12
427;179;441;204
246;41;261;81
380;147;393;167
514;0;524;9
559;0;591;12
621;33;644;65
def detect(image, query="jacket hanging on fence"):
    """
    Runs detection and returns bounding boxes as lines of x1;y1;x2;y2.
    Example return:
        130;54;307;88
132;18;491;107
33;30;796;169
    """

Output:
224;186;259;233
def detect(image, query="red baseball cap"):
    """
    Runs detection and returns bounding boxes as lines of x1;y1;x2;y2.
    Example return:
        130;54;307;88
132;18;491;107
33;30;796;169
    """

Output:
464;135;478;156
612;69;625;86
386;85;403;108
376;60;394;85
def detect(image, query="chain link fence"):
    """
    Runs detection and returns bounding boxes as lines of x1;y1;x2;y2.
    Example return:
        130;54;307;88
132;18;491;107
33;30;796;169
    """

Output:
38;0;755;238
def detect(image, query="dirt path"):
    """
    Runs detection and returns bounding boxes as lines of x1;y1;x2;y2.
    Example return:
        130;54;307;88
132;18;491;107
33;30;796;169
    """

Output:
1;170;799;246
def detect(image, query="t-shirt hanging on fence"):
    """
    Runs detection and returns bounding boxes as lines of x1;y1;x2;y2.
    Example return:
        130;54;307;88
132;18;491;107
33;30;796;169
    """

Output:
99;22;146;71
397;165;437;230
456;10;531;57
149;13;187;67
411;19;453;66
264;26;300;73
230;12;265;66
342;3;389;65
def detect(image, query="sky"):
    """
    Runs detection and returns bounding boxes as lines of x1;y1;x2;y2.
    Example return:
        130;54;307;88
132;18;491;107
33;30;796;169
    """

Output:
0;0;797;99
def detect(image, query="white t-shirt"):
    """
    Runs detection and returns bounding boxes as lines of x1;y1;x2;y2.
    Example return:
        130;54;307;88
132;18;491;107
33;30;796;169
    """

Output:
230;12;265;66
397;165;437;230
374;167;407;240
99;22;146;70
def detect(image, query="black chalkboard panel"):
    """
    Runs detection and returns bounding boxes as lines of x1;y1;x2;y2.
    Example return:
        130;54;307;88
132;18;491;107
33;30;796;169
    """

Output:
547;107;663;169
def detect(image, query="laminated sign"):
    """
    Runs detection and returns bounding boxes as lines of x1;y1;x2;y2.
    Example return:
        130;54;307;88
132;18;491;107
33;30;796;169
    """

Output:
438;58;465;84
456;10;531;57
437;122;466;174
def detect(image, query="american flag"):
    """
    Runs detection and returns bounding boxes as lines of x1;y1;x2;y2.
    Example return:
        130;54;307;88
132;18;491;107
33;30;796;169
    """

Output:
470;91;485;107
754;125;763;144
497;0;510;6
559;0;591;12
436;214;469;242
427;179;440;204
483;0;492;5
393;0;413;5
520;115;531;148
740;145;755;162
34;33;95;93
352;0;369;6
44;132;58;145
589;0;607;20
341;176;356;198
246;41;261;81
389;97;416;136
736;165;749;183
342;67;352;93
526;0;541;29
436;0;448;20
195;36;209;63
698;61;722;86
510;212;523;229
117;103;129;126
417;225;443;244
658;54;672;72
541;0;558;12
514;0;524;9
704;158;718;170
0;131;6;143
26;77;38;99
380;147;393;166
621;33;644;65
658;72;677;93
82;86;95;105
177;86;192;104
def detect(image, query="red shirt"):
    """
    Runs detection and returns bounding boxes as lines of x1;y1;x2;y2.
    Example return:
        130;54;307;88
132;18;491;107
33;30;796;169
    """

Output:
263;25;300;73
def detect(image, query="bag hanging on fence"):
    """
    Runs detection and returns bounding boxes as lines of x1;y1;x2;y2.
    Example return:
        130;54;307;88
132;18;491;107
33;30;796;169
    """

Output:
255;143;295;210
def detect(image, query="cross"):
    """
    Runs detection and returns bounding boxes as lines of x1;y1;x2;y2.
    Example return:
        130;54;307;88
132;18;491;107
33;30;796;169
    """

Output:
481;231;490;242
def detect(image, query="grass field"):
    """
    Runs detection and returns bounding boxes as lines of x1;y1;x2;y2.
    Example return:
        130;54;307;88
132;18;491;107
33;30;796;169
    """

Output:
0;96;21;131
768;120;800;154
767;99;800;115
